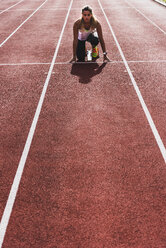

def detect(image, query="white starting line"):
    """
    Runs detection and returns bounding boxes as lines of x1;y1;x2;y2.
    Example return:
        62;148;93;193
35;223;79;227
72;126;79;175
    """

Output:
0;60;166;66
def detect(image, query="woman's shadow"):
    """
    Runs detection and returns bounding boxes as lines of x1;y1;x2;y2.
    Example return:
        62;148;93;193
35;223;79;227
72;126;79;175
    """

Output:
70;62;107;84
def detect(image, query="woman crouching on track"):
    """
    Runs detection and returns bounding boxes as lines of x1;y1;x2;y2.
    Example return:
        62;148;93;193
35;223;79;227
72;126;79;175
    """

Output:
70;6;110;63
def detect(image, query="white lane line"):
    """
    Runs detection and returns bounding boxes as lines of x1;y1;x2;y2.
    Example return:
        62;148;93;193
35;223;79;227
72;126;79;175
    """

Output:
153;0;166;7
98;0;166;163
0;0;24;15
124;0;166;35
1;60;166;66
0;0;73;246
0;0;48;48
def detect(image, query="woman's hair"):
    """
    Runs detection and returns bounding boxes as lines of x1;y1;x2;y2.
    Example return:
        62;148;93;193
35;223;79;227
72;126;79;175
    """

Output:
82;6;92;13
80;6;97;29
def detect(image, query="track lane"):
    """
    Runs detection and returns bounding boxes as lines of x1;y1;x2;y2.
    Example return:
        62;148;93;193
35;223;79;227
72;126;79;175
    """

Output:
3;65;166;247
0;0;49;47
0;0;24;10
130;62;166;148
0;0;25;15
101;0;166;35
0;0;72;63
100;0;166;149
0;10;33;44
0;0;47;44
0;0;72;240
1;0;166;247
124;0;166;34
0;9;70;63
0;0;72;217
6;0;49;10
98;0;166;162
0;64;50;221
102;2;166;60
0;0;73;246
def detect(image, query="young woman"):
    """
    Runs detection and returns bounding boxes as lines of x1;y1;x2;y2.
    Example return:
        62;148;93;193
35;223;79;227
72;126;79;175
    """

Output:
70;6;110;63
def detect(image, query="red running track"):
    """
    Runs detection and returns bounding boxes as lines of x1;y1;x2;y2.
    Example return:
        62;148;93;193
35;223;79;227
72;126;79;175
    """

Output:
0;0;166;247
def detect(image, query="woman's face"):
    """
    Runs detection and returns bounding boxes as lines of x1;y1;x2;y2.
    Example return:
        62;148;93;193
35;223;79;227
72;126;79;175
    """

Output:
82;10;92;23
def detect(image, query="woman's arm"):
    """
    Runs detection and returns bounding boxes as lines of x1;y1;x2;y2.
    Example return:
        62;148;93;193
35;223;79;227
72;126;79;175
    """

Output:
70;20;79;63
96;21;110;62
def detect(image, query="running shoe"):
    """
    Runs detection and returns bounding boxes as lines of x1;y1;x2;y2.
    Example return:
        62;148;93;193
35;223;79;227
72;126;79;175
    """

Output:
92;46;99;58
87;50;92;61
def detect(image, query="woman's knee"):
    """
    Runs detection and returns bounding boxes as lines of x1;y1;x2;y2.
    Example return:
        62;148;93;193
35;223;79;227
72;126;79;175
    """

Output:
87;33;99;46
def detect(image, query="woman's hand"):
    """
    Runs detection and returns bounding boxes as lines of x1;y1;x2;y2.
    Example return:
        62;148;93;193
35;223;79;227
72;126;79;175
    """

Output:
103;55;111;63
69;57;77;63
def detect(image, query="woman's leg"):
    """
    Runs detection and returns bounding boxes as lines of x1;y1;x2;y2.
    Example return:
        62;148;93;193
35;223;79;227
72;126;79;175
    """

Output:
76;40;86;61
87;33;99;47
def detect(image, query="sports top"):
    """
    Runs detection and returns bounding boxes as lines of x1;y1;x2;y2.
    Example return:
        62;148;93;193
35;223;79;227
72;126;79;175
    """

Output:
78;27;94;41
